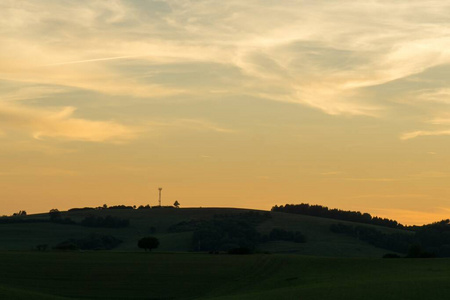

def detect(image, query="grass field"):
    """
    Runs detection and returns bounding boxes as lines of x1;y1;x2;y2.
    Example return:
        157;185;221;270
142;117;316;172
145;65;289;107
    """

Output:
0;252;449;300
0;208;410;256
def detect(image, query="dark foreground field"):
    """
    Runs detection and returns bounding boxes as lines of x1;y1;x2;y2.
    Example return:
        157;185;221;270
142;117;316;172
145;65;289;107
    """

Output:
0;252;449;300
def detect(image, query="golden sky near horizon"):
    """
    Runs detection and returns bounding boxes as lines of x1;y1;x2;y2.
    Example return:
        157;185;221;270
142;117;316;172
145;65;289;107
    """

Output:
1;0;450;225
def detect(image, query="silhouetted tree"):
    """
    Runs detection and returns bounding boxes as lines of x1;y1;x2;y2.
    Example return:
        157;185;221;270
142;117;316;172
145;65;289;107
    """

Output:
138;237;159;251
13;210;27;216
49;209;61;221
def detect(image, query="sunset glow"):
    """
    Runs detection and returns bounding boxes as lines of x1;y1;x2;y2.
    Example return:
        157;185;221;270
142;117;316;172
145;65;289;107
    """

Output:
2;1;450;225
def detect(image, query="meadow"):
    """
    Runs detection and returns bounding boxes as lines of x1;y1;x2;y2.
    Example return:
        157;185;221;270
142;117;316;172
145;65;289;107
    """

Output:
0;208;447;299
0;252;449;299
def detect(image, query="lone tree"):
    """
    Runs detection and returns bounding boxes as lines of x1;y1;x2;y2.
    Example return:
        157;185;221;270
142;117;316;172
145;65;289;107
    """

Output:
49;209;61;221
173;200;180;208
138;236;159;252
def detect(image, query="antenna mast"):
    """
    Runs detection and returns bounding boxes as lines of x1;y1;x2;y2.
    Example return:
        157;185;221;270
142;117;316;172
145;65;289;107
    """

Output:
158;187;162;207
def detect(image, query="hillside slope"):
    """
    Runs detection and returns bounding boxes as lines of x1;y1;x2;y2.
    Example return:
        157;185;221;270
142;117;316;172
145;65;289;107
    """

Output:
0;208;411;257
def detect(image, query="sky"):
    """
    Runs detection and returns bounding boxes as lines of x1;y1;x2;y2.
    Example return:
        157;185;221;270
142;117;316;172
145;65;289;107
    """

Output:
1;0;450;225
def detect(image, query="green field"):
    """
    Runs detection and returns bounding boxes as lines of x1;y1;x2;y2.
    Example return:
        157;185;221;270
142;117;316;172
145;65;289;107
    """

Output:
0;252;449;300
0;208;446;299
0;208;410;256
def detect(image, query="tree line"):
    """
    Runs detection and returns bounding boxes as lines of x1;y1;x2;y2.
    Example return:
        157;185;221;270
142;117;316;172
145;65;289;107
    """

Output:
68;202;181;212
0;209;130;229
272;203;404;229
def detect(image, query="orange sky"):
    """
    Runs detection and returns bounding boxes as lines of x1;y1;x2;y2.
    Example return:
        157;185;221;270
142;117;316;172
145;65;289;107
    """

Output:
1;1;450;225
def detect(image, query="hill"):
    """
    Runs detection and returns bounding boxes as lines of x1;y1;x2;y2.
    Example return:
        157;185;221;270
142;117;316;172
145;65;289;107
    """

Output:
0;207;410;257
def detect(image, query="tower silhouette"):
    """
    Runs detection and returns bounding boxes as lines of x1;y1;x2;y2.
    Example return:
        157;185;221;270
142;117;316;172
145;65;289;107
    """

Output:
158;187;162;207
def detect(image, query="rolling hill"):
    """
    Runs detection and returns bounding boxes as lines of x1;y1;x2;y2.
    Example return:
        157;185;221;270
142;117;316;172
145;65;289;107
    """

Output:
0;207;411;257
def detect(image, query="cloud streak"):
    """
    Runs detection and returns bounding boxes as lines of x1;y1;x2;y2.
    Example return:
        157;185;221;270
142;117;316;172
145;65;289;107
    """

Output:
401;129;450;140
3;0;450;118
0;104;136;142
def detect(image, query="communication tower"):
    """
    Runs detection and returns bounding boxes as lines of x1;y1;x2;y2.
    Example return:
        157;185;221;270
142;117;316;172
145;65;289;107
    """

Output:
158;187;162;207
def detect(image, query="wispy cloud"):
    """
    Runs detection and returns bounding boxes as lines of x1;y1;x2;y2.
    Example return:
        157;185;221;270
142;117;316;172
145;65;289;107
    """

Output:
0;103;136;142
146;119;234;133
401;129;450;140
3;0;450;119
43;55;143;66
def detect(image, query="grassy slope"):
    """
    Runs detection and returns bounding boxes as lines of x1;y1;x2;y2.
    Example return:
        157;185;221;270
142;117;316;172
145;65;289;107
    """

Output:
0;208;410;256
0;252;449;300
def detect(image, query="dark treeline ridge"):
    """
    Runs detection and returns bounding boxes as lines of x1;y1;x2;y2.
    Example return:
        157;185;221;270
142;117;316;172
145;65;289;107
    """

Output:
0;209;129;229
68;205;136;211
331;220;450;257
272;203;404;229
68;203;177;212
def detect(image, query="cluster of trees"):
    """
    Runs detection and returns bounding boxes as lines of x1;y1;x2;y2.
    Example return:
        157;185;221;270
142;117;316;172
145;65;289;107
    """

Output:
190;212;272;252
0;210;28;219
54;234;123;251
49;209;76;224
12;210;27;216
189;212;308;252
411;219;450;257
192;217;261;252
272;204;403;229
